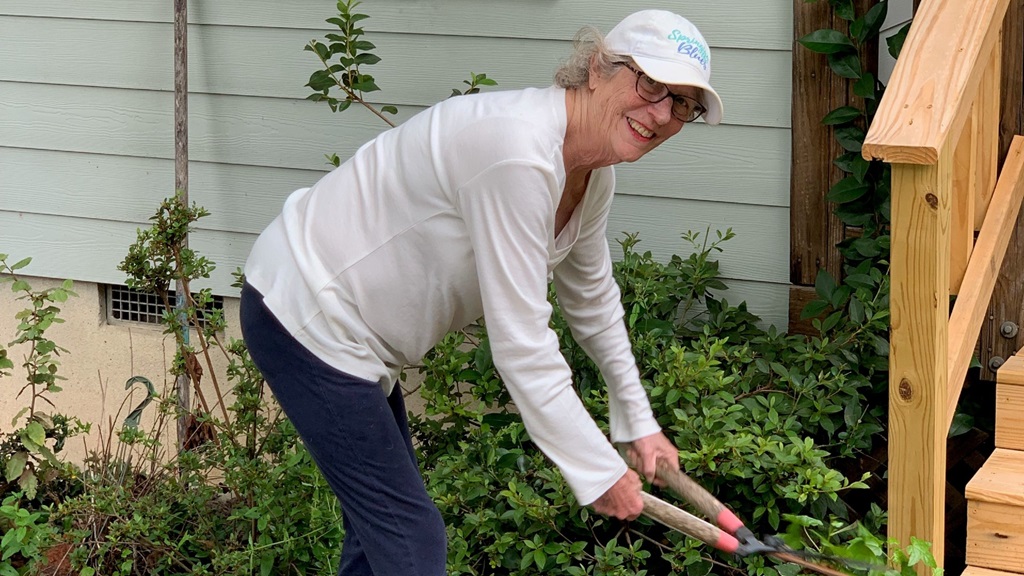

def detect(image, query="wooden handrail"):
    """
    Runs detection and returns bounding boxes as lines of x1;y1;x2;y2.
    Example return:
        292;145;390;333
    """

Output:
860;0;1014;571
862;0;1010;165
947;137;1024;428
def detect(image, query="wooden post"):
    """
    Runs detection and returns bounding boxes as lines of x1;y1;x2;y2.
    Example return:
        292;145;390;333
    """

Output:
888;142;953;573
173;0;190;454
788;0;877;334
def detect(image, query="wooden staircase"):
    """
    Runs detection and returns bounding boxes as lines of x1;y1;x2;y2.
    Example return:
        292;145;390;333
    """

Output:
965;356;1024;574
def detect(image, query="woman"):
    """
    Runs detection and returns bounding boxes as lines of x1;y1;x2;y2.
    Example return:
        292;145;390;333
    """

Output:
240;9;724;576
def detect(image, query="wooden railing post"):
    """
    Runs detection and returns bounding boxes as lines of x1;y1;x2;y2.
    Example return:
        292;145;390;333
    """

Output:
861;0;1011;569
888;143;953;571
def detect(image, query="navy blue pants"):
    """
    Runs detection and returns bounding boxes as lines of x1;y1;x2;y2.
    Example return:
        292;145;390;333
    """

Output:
239;282;447;576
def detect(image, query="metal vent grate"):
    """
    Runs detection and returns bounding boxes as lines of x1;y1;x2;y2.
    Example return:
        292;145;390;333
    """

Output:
106;284;223;328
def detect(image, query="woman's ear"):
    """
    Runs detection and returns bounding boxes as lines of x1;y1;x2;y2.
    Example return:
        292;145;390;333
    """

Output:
588;54;602;90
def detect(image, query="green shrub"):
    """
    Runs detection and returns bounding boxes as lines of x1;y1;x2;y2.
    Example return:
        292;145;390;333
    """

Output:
52;339;344;576
0;492;55;575
406;229;915;575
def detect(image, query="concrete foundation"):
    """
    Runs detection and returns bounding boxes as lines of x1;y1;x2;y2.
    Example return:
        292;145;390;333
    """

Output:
0;275;244;464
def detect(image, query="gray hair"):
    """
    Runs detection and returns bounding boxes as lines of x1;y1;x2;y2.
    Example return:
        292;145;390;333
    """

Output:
554;26;631;88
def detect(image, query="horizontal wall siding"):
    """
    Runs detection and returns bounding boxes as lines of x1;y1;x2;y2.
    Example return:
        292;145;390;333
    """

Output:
0;0;791;326
1;0;792;49
0;17;791;129
0;86;790;206
0;212;789;329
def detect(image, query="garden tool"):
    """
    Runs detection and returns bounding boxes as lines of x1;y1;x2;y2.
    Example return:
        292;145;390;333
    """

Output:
626;455;887;576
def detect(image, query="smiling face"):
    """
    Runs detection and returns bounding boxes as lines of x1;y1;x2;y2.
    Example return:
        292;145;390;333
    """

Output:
586;61;700;165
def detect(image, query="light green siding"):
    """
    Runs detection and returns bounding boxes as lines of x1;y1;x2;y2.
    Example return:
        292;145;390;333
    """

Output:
0;1;792;327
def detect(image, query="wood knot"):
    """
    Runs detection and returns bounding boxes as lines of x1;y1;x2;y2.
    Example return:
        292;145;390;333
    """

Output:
898;379;913;401
996;532;1010;539
925;193;939;209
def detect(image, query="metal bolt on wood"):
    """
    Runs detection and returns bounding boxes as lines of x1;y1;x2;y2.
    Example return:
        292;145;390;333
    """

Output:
1000;321;1019;338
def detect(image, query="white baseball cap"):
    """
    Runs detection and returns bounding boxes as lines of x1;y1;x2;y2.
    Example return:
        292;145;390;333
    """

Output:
604;10;724;125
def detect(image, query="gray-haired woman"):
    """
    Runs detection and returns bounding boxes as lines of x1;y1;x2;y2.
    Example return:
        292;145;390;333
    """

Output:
240;9;724;576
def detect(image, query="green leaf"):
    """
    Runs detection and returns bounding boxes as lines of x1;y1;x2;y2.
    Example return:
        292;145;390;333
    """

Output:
351;78;381;92
822;106;861;125
11;406;29;428
827;177;870;203
313;41;330;60
852;237;881;257
828;51;862;79
859;1;889;44
852;154;872;183
10;257;31;270
887;22;912;60
948;412;974;438
5;452;27;482
19;470;38;499
306;70;336;92
354;53;382;66
24;421;46;446
849;297;866;324
850;18;865;42
814;269;837;302
11;280;30;292
835;126;866;152
833;151;859;173
835;205;873;227
854;73;877;99
834;0;855;21
844;273;874;290
381;105;398;115
798;29;855;54
352;40;376;50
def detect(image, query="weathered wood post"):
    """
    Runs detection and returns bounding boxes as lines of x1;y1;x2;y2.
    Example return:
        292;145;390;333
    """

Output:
173;0;190;454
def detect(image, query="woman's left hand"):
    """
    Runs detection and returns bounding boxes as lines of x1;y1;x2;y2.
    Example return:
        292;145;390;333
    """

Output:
624;431;679;487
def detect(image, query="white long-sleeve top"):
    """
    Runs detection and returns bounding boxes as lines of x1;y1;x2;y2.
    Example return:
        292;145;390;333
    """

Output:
244;86;661;504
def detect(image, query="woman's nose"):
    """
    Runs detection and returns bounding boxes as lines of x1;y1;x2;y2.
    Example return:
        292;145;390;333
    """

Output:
649;97;674;124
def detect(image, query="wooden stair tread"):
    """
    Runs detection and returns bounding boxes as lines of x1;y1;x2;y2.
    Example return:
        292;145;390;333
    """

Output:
963;566;1024;576
999;355;1024;387
966;449;1024;505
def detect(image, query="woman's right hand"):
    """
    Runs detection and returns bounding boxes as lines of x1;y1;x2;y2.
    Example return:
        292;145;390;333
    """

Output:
591;468;644;520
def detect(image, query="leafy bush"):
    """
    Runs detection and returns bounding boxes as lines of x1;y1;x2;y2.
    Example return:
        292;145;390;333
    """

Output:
0;492;55;576
406;229;929;575
45;197;345;574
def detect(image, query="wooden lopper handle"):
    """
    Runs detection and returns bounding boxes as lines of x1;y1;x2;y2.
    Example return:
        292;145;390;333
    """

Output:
653;459;748;536
640;492;739;554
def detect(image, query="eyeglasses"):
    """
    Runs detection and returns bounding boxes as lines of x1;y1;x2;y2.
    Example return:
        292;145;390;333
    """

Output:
620;63;707;123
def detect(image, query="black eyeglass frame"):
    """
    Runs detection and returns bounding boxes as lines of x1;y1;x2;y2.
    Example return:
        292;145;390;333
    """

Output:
620;63;707;123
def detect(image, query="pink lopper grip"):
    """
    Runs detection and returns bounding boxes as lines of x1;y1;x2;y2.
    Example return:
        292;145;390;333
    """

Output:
713;531;739;554
716;509;745;535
